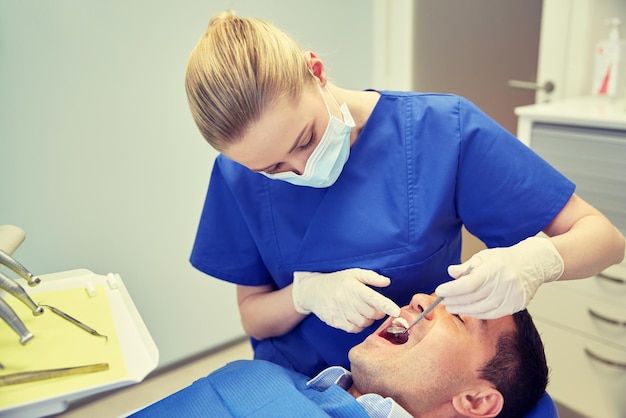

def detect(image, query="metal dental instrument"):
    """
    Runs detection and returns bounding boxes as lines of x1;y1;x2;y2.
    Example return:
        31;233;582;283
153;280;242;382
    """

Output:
0;270;41;344
0;225;41;344
0;363;109;386
0;271;44;316
39;304;108;341
386;296;445;336
0;297;33;344
386;265;474;336
0;248;41;287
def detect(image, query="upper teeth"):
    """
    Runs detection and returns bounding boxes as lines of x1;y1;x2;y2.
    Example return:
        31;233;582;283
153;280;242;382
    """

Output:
392;317;409;328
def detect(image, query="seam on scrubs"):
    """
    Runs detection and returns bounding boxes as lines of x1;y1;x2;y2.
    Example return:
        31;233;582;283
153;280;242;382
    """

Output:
453;95;463;220
405;96;415;245
263;178;287;266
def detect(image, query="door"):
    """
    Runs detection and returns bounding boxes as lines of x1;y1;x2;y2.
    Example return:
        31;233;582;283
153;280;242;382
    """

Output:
412;0;543;134
410;1;543;259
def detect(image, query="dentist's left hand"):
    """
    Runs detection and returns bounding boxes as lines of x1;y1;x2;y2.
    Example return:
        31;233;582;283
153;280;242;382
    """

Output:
435;236;564;319
292;268;401;333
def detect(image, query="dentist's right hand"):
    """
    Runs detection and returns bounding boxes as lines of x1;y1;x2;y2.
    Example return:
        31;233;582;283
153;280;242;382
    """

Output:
292;268;401;333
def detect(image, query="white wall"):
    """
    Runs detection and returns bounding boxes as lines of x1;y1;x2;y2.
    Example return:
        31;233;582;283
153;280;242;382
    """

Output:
0;0;373;368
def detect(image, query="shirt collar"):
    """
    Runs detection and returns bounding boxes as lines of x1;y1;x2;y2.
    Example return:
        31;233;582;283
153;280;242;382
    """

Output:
306;367;413;418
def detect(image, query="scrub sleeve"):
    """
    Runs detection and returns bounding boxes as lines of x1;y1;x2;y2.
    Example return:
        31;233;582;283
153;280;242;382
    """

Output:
190;92;575;377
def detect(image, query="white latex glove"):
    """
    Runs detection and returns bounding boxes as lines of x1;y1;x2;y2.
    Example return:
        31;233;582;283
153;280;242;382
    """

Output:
292;268;401;333
436;236;564;319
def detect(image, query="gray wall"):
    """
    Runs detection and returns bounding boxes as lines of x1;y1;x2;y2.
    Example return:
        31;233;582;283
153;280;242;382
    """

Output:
0;0;373;368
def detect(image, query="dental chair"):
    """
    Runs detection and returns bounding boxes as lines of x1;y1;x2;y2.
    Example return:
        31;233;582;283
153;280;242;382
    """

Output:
525;392;559;417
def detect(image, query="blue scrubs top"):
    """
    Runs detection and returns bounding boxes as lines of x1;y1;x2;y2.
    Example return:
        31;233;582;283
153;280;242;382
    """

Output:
190;92;575;377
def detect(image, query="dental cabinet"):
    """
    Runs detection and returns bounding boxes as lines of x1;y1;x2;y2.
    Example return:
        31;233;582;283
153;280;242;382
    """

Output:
516;97;626;418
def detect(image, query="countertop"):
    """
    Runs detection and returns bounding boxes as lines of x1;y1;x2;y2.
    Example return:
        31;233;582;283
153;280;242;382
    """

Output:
515;96;626;145
515;96;626;130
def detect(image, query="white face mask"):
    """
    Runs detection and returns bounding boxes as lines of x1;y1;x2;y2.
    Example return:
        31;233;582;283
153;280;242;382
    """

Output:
261;84;355;188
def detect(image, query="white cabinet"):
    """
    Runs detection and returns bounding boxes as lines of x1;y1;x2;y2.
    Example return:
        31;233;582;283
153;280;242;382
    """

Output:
529;271;626;418
516;97;626;417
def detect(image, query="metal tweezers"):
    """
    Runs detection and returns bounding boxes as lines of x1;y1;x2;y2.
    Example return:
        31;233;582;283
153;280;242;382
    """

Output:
0;363;109;386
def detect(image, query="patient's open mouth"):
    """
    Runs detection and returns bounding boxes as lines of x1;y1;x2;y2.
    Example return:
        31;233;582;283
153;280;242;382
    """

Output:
380;317;409;344
380;305;424;345
382;330;409;344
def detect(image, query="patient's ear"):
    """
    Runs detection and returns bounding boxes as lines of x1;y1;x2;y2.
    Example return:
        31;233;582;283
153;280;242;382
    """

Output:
451;387;504;417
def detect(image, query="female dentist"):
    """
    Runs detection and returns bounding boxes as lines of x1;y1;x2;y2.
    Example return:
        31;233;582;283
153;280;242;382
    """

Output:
185;11;625;376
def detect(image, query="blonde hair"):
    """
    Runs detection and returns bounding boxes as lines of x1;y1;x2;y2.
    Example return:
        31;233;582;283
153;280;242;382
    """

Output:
185;10;313;151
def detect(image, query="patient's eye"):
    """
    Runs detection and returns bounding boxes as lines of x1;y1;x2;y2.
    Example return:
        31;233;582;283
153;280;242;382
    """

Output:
453;314;465;323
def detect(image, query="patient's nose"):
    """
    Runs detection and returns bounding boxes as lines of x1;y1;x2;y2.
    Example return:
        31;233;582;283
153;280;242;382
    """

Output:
407;293;441;321
409;293;437;309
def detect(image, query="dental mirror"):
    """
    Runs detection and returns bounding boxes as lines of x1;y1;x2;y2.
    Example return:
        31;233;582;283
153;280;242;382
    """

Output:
384;265;474;344
386;296;444;336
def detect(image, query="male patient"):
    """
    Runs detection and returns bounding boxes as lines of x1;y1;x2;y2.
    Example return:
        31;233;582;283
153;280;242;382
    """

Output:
130;293;548;418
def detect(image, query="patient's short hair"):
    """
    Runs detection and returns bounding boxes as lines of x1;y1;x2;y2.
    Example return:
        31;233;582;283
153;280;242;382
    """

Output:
479;310;548;418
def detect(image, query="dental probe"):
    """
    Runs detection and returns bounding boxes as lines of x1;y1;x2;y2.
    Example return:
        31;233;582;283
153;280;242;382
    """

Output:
39;304;108;341
386;296;445;336
386;265;474;336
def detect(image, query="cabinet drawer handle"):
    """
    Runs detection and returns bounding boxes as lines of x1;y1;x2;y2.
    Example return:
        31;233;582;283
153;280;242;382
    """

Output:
597;272;625;285
588;308;626;328
584;348;626;370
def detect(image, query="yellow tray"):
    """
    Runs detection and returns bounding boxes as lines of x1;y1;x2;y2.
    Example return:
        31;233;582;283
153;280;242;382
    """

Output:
0;269;158;417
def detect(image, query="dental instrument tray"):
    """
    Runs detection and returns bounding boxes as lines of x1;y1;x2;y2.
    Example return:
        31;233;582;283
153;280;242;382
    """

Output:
0;269;159;418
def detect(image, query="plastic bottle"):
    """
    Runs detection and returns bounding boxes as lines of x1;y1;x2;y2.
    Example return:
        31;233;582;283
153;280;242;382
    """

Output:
592;18;626;98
